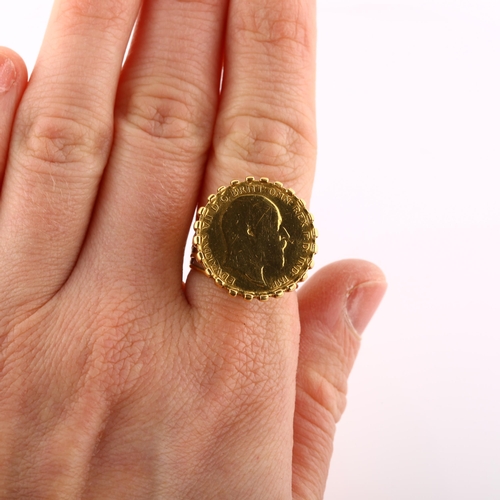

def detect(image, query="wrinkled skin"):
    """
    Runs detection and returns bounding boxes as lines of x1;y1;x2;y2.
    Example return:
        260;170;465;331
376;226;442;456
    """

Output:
0;0;386;498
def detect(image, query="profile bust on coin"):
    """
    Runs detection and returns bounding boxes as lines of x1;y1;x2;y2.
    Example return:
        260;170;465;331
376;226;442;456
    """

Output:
192;177;317;300
221;194;290;290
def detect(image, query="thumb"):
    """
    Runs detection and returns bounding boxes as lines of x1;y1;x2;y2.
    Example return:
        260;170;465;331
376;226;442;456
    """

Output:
292;259;387;500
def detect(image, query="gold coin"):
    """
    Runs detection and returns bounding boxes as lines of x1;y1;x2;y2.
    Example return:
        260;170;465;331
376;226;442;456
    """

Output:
191;177;318;301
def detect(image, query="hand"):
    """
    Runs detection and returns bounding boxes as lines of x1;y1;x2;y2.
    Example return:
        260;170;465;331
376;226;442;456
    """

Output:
0;0;386;498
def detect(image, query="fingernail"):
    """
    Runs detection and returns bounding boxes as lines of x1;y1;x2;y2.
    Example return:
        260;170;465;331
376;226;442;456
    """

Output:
0;56;16;94
345;280;387;338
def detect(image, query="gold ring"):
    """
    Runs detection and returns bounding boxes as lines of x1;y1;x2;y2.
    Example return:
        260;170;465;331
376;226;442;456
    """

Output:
191;177;318;301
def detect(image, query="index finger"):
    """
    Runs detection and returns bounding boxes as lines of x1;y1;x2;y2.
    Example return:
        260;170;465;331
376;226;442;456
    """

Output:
183;4;317;487
202;0;317;203
186;0;316;307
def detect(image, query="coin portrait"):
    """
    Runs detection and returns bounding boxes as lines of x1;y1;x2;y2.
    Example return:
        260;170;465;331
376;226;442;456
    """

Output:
193;178;317;300
220;194;290;289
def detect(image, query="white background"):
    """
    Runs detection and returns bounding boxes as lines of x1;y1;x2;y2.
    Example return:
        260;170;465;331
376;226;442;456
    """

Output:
1;1;500;499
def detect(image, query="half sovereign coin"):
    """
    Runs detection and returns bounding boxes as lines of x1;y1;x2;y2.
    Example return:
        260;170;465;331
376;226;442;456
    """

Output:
190;177;318;301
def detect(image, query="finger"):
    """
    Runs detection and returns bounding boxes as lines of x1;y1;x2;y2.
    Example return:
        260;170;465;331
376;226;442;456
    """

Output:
185;1;317;488
185;0;317;308
202;0;317;202
0;48;27;185
85;0;228;288
0;0;140;298
292;260;387;499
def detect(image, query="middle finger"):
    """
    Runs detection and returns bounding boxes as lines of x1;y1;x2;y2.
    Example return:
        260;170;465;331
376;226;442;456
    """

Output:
85;0;228;292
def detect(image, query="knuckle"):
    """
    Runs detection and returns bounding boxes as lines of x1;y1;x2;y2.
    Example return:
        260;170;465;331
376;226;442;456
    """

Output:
299;366;348;425
119;85;212;161
177;0;220;6
233;2;313;58
60;0;131;31
214;112;316;184
18;112;111;177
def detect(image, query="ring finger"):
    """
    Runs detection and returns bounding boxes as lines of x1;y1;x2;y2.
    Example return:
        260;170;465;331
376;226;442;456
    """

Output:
0;0;140;306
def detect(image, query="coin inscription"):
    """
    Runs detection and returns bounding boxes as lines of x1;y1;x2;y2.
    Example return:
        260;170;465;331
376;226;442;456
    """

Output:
193;178;317;300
